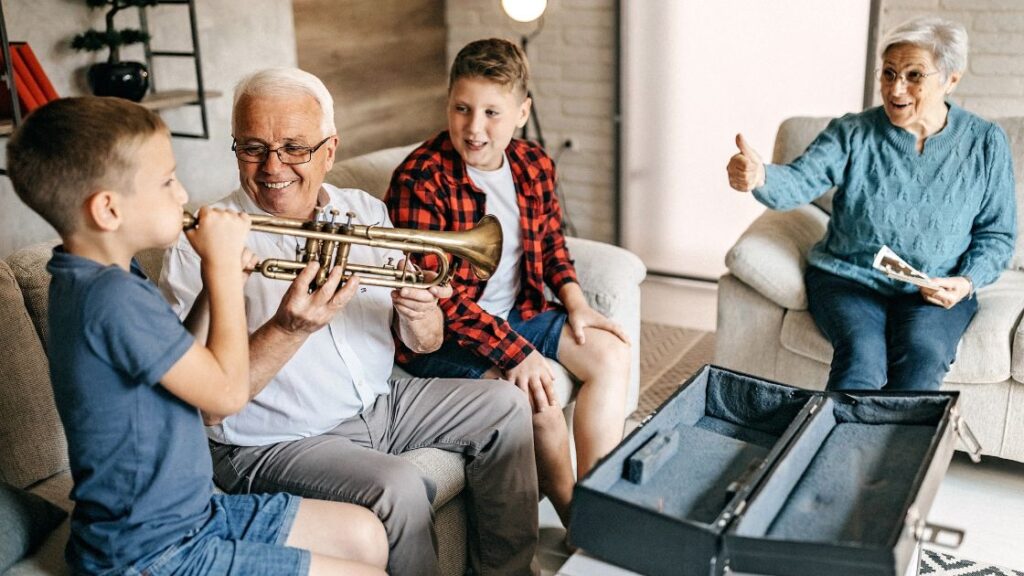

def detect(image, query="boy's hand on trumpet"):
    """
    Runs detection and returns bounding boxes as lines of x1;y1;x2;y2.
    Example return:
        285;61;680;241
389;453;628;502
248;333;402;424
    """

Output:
392;259;449;354
184;207;251;273
391;259;452;322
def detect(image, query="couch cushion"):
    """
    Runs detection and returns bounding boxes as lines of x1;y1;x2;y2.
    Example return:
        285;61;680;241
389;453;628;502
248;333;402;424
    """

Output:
326;144;420;200
779;310;832;365
780;271;1024;384
400;448;465;509
12;474;75;576
0;482;67;573
951;270;1024;383
0;258;68;490
994;117;1024;271
6;241;59;351
725;205;827;310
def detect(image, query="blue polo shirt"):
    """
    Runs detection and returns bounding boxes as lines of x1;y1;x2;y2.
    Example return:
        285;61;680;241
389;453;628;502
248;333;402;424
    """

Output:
47;247;210;573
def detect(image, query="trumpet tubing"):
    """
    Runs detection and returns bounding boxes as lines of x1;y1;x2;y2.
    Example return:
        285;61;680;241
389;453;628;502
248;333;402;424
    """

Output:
181;210;502;290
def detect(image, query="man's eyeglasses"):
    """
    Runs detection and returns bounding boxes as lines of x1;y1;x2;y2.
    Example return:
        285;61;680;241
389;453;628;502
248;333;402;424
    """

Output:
232;136;333;165
879;67;940;86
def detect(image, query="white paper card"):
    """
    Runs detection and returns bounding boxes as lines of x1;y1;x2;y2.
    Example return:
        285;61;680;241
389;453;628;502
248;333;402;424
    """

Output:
872;245;939;289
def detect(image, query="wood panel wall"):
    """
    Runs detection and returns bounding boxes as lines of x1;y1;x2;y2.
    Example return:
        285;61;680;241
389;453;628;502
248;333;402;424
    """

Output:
293;0;448;160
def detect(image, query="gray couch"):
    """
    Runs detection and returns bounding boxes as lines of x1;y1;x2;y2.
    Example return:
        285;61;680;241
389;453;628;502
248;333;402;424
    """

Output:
0;144;646;574
715;115;1024;463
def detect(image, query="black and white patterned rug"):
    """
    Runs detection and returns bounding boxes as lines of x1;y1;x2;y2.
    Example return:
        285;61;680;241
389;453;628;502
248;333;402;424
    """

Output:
920;549;1024;576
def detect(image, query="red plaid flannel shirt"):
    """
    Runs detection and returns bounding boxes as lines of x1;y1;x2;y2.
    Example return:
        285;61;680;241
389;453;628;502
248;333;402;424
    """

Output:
385;131;578;371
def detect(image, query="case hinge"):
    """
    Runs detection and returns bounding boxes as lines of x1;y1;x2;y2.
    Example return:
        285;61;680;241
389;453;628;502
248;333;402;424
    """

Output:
951;407;983;463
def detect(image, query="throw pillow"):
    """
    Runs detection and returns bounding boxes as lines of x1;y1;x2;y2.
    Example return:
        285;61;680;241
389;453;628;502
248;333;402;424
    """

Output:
0;482;67;572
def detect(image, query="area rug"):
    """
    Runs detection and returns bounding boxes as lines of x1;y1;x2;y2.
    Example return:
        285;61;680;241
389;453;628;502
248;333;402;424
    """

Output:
920;549;1024;575
633;322;715;420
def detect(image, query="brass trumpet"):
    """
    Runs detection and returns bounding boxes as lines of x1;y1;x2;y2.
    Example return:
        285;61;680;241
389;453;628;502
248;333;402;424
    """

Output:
182;208;502;289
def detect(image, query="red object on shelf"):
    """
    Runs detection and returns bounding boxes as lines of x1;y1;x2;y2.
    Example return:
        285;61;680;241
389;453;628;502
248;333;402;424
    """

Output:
0;46;36;118
14;43;58;102
9;46;45;107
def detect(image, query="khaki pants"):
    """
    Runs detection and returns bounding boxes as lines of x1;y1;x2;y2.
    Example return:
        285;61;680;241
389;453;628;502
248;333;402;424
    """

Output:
209;377;538;576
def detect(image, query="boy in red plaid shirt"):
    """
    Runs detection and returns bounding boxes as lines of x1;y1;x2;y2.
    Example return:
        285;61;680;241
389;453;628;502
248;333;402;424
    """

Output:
386;38;631;525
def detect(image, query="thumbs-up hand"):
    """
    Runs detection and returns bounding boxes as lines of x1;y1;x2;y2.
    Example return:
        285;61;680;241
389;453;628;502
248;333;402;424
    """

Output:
727;133;766;192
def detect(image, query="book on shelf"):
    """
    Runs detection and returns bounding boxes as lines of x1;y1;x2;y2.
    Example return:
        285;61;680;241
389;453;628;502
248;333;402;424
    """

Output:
1;41;59;121
14;43;58;102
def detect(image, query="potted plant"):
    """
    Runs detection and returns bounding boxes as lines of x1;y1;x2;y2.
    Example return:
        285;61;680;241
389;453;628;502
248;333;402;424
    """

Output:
71;0;158;101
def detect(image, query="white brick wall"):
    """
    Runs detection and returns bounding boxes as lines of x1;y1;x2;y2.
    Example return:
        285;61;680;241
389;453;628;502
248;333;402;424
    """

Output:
445;0;617;243
878;0;1024;118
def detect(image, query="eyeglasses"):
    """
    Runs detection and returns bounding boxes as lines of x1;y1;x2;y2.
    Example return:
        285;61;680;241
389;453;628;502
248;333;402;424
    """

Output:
232;136;333;165
879;67;940;86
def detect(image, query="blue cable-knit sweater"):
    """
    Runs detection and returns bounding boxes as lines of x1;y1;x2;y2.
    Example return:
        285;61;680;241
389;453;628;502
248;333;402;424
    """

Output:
754;102;1016;295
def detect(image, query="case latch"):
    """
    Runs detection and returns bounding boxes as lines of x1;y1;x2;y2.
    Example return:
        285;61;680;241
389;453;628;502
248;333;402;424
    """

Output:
951;407;983;463
905;505;966;549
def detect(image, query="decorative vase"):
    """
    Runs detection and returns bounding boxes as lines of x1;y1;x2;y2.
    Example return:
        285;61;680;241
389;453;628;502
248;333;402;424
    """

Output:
87;61;149;102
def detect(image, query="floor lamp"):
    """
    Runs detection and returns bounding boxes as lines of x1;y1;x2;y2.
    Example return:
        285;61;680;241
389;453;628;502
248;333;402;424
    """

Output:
501;0;579;235
502;0;547;149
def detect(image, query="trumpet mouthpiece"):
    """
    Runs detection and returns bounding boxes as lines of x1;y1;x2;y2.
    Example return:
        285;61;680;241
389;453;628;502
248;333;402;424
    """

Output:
182;212;197;230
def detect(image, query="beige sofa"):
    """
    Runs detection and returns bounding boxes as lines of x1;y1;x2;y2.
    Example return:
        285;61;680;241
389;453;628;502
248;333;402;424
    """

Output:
715;116;1024;463
0;144;646;574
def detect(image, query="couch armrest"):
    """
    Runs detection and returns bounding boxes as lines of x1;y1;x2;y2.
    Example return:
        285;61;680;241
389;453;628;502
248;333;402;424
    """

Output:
724;205;827;310
563;237;647;317
549;238;646;411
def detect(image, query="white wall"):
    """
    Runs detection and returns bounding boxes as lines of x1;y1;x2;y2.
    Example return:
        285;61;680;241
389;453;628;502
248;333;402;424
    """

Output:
1;0;295;256
622;1;871;279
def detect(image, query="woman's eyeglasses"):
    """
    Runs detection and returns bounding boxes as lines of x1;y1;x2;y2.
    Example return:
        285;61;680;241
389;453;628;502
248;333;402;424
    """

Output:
879;67;940;86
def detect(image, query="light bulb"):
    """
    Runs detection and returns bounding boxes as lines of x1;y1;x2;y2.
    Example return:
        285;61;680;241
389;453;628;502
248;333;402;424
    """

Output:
501;0;547;23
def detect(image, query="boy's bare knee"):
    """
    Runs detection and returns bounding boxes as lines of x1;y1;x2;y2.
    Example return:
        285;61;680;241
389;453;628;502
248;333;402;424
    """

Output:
576;335;630;383
533;405;568;437
352;506;389;568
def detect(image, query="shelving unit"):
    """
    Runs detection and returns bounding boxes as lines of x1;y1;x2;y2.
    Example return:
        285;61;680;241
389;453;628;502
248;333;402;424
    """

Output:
0;0;219;143
138;0;217;139
0;0;19;144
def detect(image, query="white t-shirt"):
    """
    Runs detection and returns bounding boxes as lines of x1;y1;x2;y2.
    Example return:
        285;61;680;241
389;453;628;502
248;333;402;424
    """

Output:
159;184;401;446
468;155;523;319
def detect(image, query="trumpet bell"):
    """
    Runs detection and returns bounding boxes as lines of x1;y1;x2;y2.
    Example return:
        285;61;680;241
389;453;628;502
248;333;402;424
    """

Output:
424;214;503;280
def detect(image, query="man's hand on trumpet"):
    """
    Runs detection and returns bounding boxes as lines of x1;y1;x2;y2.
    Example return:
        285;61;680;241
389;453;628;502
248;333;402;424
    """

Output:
271;261;361;336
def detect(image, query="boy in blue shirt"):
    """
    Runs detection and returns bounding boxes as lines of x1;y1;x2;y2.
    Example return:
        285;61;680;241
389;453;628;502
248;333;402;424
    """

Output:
6;97;388;576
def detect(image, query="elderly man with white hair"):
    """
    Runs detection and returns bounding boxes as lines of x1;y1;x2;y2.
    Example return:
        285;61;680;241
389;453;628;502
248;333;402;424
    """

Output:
727;17;1016;392
160;67;539;576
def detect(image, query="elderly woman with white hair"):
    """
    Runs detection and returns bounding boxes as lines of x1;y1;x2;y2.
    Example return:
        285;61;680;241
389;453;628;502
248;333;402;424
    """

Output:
726;16;1016;391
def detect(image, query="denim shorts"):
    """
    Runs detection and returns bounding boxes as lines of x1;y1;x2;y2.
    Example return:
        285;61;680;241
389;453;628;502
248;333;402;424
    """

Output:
402;307;568;378
127;493;309;576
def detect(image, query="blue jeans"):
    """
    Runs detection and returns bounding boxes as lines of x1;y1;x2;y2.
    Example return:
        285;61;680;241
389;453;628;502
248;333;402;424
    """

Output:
401;307;568;378
805;267;978;391
126;493;309;576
